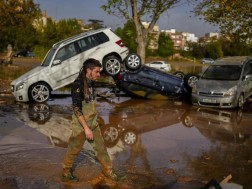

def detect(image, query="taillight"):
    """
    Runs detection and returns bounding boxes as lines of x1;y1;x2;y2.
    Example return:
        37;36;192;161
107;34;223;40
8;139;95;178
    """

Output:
116;73;123;81
115;40;125;47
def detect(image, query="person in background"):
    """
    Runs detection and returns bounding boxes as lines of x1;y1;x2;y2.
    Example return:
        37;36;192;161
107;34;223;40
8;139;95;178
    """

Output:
62;58;124;182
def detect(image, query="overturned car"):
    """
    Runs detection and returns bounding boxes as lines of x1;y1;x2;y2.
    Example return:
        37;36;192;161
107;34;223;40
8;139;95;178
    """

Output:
114;65;198;100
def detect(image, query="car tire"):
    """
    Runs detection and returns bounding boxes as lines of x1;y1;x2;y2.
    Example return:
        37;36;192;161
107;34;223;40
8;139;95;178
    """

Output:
237;94;244;109
122;130;137;145
181;111;194;128
28;103;51;124
124;53;141;70
28;82;51;103
184;74;199;89
173;71;185;78
236;109;243;124
101;125;119;148
103;56;121;76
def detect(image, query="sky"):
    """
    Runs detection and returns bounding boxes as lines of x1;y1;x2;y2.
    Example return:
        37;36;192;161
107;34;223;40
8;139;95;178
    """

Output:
33;0;219;37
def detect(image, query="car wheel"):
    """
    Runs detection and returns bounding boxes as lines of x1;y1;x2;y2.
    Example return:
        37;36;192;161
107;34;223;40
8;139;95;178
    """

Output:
173;71;185;78
28;82;51;103
122;130;137;145
237;94;244;109
184;74;199;89
102;126;119;147
28;103;51;124
103;56;121;76
125;53;141;70
236;109;243;124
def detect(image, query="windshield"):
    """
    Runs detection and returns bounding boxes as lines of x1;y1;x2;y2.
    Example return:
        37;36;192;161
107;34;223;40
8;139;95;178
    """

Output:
201;65;242;80
41;48;57;66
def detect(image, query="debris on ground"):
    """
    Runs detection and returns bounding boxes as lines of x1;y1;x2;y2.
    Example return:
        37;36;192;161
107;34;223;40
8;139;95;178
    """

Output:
201;174;243;189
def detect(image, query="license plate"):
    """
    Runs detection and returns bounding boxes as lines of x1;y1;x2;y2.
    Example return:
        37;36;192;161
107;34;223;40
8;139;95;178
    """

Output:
202;98;216;103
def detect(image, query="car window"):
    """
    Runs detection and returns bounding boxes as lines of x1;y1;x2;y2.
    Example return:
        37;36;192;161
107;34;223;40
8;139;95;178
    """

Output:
41;48;57;66
95;32;109;43
202;65;242;80
54;43;78;62
242;61;252;77
77;36;96;52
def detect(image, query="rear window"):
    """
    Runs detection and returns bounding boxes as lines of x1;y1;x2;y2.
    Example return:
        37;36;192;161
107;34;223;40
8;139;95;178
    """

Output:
95;32;109;43
77;32;109;52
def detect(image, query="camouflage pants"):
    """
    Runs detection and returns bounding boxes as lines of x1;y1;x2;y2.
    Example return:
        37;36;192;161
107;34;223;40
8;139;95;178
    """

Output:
62;100;112;174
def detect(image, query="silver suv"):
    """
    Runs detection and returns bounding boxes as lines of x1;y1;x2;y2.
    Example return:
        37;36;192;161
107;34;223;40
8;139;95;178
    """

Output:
192;56;252;108
11;28;141;103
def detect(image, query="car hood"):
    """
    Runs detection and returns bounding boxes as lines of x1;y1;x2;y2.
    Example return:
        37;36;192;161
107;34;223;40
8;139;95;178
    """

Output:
11;66;48;85
196;79;239;91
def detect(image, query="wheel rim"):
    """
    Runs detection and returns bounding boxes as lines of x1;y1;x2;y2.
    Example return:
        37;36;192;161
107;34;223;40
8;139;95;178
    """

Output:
103;127;119;142
183;116;194;128
187;76;199;87
124;131;137;145
175;72;184;78
238;95;244;108
31;84;50;103
105;59;121;75
127;54;140;68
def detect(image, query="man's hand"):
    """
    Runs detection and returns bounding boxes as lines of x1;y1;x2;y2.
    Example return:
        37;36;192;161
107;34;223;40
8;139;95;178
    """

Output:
77;115;94;140
84;126;93;140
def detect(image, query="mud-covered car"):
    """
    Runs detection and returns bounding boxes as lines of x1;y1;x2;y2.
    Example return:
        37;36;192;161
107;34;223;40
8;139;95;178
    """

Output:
114;65;198;100
11;28;141;103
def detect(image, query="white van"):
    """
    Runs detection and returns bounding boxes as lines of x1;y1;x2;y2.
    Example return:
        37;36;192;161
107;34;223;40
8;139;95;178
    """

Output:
11;28;141;103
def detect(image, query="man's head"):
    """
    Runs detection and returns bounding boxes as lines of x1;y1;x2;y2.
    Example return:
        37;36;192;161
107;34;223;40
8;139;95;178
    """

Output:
83;58;102;81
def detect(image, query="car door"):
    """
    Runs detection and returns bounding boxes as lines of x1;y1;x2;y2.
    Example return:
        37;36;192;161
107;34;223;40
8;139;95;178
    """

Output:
49;36;99;89
49;42;81;89
241;61;252;98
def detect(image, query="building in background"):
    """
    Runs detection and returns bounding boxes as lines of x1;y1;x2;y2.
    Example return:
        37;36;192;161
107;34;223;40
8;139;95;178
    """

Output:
142;22;160;50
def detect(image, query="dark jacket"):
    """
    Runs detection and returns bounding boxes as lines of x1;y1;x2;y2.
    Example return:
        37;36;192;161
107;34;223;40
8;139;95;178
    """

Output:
71;76;95;118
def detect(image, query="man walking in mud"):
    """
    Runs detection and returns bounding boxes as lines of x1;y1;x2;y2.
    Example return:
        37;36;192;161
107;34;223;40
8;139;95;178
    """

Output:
62;58;123;182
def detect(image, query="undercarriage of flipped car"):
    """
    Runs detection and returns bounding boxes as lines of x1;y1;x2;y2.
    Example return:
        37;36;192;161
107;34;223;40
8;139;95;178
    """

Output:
112;65;198;101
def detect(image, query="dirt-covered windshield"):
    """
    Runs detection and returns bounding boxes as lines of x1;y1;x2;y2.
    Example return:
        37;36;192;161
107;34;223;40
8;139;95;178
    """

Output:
202;65;242;80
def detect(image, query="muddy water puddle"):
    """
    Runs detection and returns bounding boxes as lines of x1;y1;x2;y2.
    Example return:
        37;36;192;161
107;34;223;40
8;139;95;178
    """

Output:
0;95;252;188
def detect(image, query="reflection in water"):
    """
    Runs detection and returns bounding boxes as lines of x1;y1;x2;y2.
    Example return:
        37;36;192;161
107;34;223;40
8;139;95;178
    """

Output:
181;106;252;188
13;97;252;188
15;102;72;147
182;107;252;144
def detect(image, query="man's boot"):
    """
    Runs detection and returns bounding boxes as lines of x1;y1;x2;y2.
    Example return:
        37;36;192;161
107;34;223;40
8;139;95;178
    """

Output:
103;168;126;182
62;168;79;182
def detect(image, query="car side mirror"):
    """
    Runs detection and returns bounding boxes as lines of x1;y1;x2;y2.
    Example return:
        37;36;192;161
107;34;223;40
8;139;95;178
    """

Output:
53;59;61;66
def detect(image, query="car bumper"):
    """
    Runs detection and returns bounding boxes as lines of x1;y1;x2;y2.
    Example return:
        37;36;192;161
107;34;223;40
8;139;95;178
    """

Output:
191;94;237;108
11;85;29;102
120;48;129;61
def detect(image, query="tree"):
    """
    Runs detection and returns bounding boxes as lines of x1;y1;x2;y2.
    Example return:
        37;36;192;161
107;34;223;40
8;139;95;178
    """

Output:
101;0;188;63
157;32;174;57
115;20;137;53
88;19;104;29
56;19;82;40
205;41;222;59
193;0;252;41
0;0;40;51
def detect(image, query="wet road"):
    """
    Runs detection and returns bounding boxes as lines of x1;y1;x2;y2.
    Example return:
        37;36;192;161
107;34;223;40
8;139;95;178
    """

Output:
0;92;252;189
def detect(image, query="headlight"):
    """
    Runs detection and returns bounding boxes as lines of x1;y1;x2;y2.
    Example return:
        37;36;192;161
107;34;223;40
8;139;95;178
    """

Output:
224;86;237;96
16;82;25;91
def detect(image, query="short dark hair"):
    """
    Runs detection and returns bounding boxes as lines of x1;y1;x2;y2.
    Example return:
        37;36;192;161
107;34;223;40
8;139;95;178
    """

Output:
83;58;101;71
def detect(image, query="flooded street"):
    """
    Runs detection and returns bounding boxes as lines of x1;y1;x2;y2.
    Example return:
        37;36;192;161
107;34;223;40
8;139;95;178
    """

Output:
0;91;251;189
